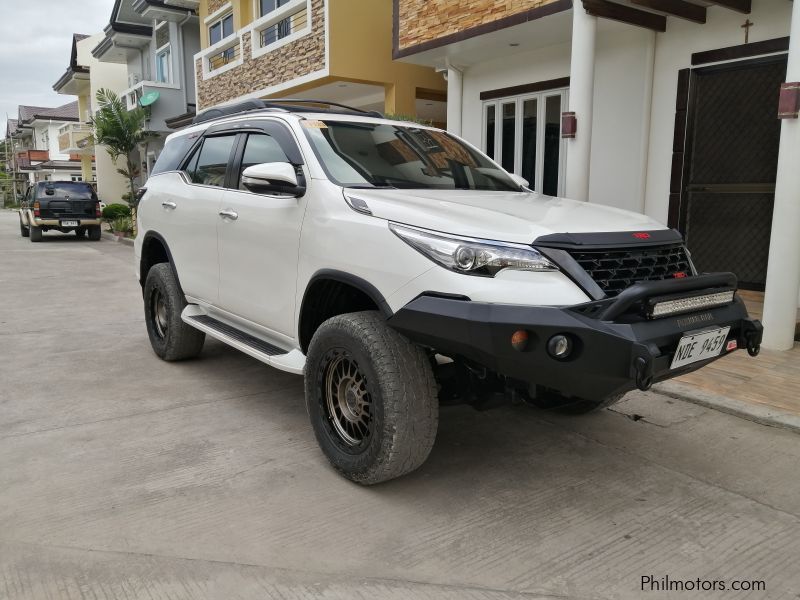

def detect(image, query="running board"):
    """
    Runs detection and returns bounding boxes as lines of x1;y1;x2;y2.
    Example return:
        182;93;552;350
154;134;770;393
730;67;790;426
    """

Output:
182;306;305;375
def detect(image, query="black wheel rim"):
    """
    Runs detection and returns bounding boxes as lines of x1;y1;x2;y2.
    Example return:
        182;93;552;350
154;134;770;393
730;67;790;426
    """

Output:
322;350;373;448
151;288;168;339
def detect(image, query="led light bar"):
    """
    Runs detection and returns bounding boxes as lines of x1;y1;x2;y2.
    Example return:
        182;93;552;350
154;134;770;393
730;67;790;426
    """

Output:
649;290;735;319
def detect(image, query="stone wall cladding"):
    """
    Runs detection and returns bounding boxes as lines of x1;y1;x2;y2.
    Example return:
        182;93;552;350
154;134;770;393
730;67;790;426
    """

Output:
207;0;229;15
197;0;326;109
398;0;558;51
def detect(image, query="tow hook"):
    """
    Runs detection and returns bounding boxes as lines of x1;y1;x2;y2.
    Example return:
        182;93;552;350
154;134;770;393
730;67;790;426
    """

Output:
634;356;653;391
740;318;763;358
746;334;761;357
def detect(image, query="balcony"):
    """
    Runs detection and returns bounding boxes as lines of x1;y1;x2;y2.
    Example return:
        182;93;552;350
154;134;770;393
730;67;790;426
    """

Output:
58;123;94;155
16;150;49;168
121;79;187;133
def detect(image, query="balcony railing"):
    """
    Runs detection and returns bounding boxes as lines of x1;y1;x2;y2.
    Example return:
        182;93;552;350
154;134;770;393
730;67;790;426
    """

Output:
58;123;94;155
16;150;49;168
208;38;241;73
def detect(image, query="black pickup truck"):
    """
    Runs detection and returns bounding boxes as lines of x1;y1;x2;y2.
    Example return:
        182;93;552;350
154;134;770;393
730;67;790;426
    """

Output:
19;181;103;242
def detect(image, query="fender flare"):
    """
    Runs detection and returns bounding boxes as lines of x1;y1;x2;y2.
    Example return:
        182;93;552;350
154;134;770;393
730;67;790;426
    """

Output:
139;231;185;297
301;269;393;319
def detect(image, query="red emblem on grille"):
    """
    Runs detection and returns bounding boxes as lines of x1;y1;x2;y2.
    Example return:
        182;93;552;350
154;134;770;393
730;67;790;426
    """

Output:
632;232;651;239
673;272;688;279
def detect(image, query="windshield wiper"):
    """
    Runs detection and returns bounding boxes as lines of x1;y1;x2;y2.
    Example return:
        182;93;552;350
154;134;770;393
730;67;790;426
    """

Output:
345;184;398;189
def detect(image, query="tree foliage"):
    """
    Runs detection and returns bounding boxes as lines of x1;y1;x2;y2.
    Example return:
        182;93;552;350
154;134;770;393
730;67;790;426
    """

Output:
91;88;158;205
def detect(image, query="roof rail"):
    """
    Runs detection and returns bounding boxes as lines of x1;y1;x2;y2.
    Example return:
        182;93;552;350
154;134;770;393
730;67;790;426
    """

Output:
192;98;383;125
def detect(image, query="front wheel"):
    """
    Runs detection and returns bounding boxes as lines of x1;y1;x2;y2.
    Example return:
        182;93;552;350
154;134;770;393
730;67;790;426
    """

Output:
305;311;438;485
30;226;42;242
144;263;205;361
75;228;86;237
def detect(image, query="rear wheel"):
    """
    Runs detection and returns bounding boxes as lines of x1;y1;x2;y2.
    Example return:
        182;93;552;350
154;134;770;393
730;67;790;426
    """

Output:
87;226;101;241
75;228;86;237
305;311;438;484
30;226;42;242
144;263;205;361
19;219;29;238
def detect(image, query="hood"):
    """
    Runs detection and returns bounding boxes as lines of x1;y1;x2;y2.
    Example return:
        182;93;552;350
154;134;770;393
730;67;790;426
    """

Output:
345;189;666;244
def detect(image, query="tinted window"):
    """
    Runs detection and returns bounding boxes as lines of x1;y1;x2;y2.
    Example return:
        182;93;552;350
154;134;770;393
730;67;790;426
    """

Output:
209;14;233;45
238;133;290;190
185;135;237;187
38;182;96;200
152;133;199;175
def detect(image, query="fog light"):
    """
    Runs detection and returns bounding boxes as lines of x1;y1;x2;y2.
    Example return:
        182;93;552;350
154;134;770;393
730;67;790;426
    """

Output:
547;334;572;359
511;329;529;351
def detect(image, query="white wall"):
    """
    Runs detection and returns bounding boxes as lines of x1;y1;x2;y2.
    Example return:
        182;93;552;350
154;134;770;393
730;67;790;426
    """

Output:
79;33;131;203
644;0;792;223
461;23;653;213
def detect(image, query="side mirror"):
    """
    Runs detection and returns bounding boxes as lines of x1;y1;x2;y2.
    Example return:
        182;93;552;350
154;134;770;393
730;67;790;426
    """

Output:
241;162;306;197
508;173;530;189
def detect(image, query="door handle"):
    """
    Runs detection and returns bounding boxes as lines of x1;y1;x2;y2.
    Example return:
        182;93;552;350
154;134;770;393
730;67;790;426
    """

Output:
219;209;238;220
161;201;177;209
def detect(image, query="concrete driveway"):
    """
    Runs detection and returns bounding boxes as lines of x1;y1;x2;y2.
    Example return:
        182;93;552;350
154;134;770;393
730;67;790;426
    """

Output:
1;210;798;600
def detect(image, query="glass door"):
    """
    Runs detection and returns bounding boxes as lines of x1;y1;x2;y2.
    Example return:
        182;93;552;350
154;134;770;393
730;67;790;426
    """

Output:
482;88;568;197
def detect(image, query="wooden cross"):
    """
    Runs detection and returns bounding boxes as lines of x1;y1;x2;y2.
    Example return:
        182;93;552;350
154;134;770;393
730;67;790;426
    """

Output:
741;19;754;44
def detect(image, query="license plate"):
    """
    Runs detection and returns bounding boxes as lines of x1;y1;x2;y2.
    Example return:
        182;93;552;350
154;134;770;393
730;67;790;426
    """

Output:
671;326;731;369
61;220;79;227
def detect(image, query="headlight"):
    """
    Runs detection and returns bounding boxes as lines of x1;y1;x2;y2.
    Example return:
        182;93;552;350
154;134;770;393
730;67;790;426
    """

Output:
389;223;557;277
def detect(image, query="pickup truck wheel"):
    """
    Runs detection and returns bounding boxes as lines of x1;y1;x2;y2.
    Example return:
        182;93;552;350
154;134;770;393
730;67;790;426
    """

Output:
30;226;43;242
305;311;438;485
87;226;101;241
75;228;86;237
20;219;29;238
144;263;205;361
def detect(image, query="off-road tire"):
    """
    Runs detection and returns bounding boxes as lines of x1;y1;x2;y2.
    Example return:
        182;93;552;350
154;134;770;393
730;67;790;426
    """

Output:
144;263;205;361
20;219;29;238
87;226;102;241
30;226;43;242
305;311;438;485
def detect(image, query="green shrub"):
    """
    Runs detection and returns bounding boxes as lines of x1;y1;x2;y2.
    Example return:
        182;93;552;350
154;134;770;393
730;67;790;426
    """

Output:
111;216;133;234
102;203;131;220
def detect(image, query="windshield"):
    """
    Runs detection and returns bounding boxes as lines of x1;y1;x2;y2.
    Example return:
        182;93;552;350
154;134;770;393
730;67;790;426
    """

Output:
302;120;521;191
39;182;96;200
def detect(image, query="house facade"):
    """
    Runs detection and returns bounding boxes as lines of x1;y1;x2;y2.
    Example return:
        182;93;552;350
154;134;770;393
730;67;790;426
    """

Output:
394;0;799;350
7;102;92;187
53;33;130;203
194;0;446;122
92;0;201;179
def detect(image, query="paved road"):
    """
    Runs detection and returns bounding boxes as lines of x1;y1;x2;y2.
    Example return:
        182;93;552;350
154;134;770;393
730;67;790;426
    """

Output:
1;210;799;600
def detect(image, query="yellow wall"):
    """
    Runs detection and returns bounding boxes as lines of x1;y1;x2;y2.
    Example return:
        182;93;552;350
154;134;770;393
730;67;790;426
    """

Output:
329;0;445;116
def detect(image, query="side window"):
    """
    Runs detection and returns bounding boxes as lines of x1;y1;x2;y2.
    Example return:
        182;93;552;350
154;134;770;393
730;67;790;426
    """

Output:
184;134;237;187
237;133;290;190
152;133;198;175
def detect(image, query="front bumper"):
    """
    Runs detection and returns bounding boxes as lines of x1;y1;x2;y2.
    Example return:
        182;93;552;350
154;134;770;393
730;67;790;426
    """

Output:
387;273;763;402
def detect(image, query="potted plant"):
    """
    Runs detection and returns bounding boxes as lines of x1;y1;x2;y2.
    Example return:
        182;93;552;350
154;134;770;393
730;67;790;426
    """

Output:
111;216;132;239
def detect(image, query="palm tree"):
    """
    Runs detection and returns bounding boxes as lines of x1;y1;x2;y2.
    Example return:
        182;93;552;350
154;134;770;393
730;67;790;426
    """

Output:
91;88;158;206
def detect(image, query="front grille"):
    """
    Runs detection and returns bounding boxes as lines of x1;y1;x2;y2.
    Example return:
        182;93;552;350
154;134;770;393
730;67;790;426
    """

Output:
567;244;693;297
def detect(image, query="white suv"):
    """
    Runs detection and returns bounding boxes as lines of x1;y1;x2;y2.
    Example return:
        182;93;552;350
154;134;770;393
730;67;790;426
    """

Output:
135;99;762;484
